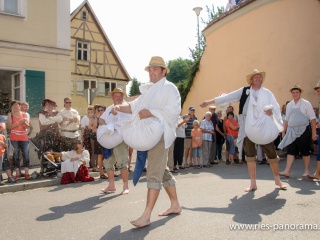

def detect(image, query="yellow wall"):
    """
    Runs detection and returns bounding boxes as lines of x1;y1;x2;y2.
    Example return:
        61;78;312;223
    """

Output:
183;0;320;119
0;0;57;48
0;0;71;137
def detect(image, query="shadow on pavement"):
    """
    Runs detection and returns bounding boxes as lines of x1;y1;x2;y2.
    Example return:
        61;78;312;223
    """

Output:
283;177;320;195
100;215;177;240
47;178;103;192
36;193;119;221
183;189;286;224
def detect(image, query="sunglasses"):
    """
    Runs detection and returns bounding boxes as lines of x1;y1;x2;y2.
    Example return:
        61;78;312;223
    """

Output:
98;109;104;112
65;102;72;104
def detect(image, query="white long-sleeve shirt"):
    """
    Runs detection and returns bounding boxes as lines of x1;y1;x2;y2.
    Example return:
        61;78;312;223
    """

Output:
59;108;80;138
130;77;181;148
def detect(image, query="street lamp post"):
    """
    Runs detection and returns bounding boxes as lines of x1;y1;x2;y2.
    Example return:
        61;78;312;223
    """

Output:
193;7;202;58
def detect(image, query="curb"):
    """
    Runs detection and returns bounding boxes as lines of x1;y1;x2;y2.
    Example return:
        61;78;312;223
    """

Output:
0;172;101;194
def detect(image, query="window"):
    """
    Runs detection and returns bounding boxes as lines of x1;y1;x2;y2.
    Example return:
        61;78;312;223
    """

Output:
74;79;119;102
0;0;22;16
82;11;87;20
12;73;20;100
77;41;90;61
84;80;96;90
105;82;116;96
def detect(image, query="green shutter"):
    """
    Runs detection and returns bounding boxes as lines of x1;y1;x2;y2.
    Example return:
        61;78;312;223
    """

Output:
25;70;45;118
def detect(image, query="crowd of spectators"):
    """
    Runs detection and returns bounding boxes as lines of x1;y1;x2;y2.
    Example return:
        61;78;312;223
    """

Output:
168;81;319;179
1;83;320;184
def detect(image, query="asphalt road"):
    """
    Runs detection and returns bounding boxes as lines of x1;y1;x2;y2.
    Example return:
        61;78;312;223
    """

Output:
1;157;319;240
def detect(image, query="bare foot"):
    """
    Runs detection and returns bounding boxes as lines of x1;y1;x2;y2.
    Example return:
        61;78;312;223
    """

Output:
130;216;150;228
275;182;287;190
244;187;257;192
279;172;290;178
302;172;310;177
100;186;116;194
121;189;130;195
158;206;182;216
307;174;320;180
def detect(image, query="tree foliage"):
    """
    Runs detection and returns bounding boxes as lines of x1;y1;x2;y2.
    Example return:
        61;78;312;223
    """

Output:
202;4;225;25
167;58;193;84
129;77;141;97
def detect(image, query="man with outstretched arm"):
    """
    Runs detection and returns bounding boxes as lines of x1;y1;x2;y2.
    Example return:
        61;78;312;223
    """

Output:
200;69;286;192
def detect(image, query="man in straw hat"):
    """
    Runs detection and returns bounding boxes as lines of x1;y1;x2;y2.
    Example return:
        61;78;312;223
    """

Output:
308;81;320;180
200;69;286;192
99;88;131;195
278;84;317;178
111;56;182;228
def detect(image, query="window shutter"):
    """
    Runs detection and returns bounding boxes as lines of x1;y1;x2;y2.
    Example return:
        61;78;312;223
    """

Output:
25;70;45;118
117;82;124;92
97;80;105;96
76;78;84;95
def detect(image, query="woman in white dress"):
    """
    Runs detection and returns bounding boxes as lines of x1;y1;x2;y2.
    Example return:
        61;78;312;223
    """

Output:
47;139;93;184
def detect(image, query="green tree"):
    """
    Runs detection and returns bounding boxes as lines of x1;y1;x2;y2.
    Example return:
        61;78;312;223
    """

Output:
167;58;193;84
129;77;141;97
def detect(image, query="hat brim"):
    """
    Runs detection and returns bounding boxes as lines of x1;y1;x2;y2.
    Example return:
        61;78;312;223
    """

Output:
290;87;303;93
145;65;170;74
246;72;266;85
42;99;57;107
108;91;125;97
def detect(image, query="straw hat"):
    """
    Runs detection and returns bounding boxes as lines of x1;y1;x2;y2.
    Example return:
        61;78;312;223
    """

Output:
314;81;320;90
108;87;125;97
289;84;303;92
145;56;170;73
246;69;266;85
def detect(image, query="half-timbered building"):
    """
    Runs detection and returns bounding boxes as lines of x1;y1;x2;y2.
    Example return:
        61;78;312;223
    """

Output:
70;0;131;115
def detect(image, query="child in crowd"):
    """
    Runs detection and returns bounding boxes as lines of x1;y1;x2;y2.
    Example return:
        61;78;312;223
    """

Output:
191;120;202;168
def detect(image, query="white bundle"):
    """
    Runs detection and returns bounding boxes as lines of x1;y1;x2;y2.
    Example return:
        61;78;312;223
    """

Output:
245;104;280;144
121;114;163;151
97;123;123;149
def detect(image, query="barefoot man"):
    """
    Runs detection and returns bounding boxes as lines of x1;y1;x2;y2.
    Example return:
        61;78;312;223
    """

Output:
278;84;317;178
200;69;287;192
99;88;130;195
111;56;182;228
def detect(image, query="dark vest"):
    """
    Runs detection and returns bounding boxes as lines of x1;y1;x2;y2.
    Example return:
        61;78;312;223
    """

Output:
38;110;60;133
239;86;251;114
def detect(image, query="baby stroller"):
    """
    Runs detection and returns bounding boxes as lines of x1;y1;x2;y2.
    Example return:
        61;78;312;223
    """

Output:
29;131;61;178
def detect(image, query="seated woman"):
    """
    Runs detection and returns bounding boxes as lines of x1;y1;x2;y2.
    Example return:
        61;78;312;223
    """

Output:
46;140;94;184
